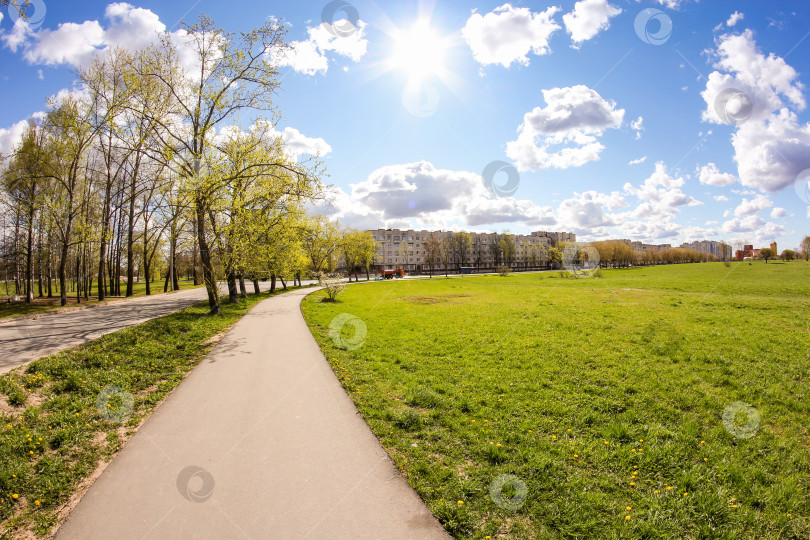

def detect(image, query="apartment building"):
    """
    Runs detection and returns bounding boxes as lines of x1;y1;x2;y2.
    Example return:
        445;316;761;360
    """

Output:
680;240;732;260
617;239;672;253
367;228;576;274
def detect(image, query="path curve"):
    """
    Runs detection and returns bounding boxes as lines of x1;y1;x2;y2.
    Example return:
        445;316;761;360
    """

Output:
55;287;450;539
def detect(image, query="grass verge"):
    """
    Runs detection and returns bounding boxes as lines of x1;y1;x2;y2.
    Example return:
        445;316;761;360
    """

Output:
303;262;810;539
0;286;300;538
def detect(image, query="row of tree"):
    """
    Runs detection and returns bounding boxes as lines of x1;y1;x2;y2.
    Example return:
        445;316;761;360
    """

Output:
0;15;379;313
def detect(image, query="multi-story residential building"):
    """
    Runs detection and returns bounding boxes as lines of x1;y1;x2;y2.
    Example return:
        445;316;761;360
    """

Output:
679;240;732;260
617;239;672;253
366;229;576;274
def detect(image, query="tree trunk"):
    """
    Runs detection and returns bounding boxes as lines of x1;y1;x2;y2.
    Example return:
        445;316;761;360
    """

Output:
280;277;287;290
270;274;276;293
227;271;239;304
252;279;260;295
25;204;34;302
195;197;219;315
238;274;247;298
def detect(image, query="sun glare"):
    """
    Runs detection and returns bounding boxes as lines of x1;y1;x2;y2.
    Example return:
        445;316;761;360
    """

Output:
389;22;446;81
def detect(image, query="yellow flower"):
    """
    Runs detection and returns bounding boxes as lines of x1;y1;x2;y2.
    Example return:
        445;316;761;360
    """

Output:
604;441;609;445
700;440;705;444
654;490;659;494
496;443;501;448
625;515;631;520
631;449;636;453
29;451;33;455
574;454;579;458
731;505;738;509
552;435;556;440
630;482;636;486
667;486;673;491
633;466;638;469
34;500;40;506
12;494;19;499
457;500;464;505
683;492;688;497
567;429;572;432
626;506;632;511
703;458;708;462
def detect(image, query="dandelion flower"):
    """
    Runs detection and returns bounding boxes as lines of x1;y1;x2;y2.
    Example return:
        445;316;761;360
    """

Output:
654;490;659;494
703;458;708;462
496;443;501;448
631;449;637;453
457;500;464;505
626;506;632;511
625;515;631;520
630;482;636;486
683;492;688;497
12;494;19;500
731;505;738;509
700;440;705;444
34;500;40;506
574;454;579;458
604;441;609;445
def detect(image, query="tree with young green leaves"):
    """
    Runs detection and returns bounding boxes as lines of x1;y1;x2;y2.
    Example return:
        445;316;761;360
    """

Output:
499;233;516;267
780;249;796;261
141;15;291;314
758;248;774;263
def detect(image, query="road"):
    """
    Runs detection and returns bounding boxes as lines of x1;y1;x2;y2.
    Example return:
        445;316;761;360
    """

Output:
0;281;306;374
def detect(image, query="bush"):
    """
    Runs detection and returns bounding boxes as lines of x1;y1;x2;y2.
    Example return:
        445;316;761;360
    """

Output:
724;261;732;267
496;266;511;276
319;273;346;301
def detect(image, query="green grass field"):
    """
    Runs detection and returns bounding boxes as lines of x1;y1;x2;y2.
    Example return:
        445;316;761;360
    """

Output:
0;279;202;320
302;262;810;539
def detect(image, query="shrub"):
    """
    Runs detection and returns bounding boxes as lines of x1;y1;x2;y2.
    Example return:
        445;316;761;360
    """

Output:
319;273;346;301
496;266;511;276
724;261;732;267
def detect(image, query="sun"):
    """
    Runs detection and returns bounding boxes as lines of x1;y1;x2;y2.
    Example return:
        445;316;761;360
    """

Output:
389;22;447;81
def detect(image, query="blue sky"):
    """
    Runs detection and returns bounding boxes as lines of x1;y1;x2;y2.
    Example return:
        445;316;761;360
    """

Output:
1;0;809;250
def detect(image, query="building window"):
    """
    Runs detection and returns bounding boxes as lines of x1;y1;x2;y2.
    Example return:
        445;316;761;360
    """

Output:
394;236;400;241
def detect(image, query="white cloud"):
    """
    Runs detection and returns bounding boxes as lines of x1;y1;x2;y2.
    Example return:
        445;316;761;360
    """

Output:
702;30;810;193
275;126;331;158
1;18;33;51
506;85;624;171
557;190;626;232
275;19;368;75
629;156;647;165
630;116;643;139
734;194;773;216
770;207;790;218
0;119;30;156
319;161;558;230
274;38;328;75
701;30;805;126
697;162;736;186
563;0;621;47
713;195;729;201
721;214;765;233
726;12;744;27
462;4;560;68
731;109;810;192
622;162;702;224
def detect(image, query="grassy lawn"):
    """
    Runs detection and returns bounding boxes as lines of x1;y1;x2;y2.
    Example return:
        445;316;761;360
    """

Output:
0;286;301;538
302;261;810;539
0;279;202;320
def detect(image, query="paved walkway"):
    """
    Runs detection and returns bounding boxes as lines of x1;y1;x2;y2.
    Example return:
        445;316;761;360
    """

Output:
0;281;313;374
55;288;450;540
